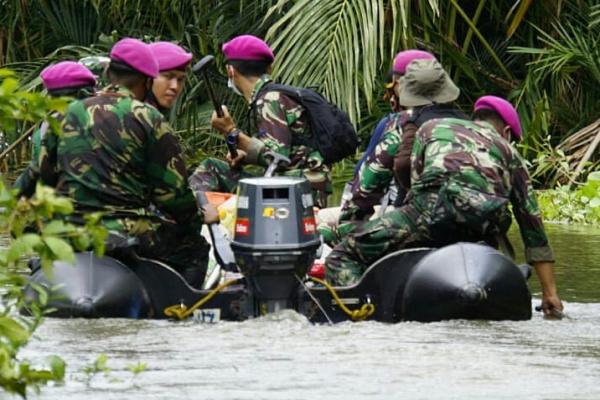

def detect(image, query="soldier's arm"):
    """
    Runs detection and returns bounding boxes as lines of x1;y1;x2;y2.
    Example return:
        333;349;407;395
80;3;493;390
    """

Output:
508;154;562;311
509;155;554;264
145;118;203;224
340;129;400;223
38;126;59;188
12;164;39;198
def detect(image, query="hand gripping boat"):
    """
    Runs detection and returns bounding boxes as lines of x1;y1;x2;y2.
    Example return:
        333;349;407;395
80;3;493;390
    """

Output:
23;154;532;322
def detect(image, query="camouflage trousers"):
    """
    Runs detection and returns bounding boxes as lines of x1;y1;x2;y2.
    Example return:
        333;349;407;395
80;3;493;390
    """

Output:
325;191;511;286
189;157;330;208
104;217;211;288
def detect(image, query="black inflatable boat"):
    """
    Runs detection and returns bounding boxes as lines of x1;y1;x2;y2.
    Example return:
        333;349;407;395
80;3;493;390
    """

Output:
24;175;532;323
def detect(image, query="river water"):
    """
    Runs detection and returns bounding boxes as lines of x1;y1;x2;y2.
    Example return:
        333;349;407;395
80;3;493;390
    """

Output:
16;223;600;400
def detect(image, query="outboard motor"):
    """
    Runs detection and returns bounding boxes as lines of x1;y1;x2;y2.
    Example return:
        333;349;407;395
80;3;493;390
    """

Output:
231;175;321;314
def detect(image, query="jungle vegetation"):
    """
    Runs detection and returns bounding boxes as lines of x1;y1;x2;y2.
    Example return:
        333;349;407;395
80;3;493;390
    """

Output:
0;0;598;185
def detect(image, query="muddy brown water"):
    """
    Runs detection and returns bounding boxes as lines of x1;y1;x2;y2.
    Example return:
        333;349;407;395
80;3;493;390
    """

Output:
8;223;597;399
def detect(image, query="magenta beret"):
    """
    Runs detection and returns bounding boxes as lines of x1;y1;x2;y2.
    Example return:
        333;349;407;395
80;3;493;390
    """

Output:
110;38;159;78
149;42;192;71
222;35;274;62
40;61;96;90
393;50;436;74
474;95;522;140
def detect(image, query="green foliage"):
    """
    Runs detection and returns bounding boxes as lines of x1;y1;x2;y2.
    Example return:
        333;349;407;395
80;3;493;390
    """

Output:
127;362;147;376
0;70;107;398
1;1;599;182
82;354;110;376
537;172;600;224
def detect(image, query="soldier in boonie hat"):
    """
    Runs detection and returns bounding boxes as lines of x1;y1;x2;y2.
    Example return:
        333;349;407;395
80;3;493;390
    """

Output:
397;59;460;107
79;56;111;88
148;42;193;113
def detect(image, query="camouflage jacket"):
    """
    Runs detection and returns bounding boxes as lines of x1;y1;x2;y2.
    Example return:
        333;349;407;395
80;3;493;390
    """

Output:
12;124;45;197
48;85;202;228
340;111;412;222
410;118;553;262
247;75;331;199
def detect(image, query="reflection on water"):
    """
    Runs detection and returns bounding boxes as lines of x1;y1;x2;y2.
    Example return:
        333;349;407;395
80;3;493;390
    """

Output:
9;224;600;399
509;223;600;303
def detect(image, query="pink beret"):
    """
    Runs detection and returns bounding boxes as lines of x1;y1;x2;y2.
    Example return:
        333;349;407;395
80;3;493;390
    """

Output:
393;50;436;74
40;61;96;90
149;42;192;71
110;38;159;78
474;95;522;140
222;35;274;62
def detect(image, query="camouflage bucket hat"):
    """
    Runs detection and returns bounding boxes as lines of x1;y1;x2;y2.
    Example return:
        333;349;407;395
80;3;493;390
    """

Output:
79;56;111;87
398;59;460;107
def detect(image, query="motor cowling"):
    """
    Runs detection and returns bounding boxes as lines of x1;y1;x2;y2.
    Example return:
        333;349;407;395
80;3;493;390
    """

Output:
231;177;321;312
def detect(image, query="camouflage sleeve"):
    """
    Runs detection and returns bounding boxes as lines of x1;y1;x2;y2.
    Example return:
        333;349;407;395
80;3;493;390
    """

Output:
144;112;202;225
340;128;401;222
509;152;554;263
12;163;39;198
254;92;303;167
38;123;59;188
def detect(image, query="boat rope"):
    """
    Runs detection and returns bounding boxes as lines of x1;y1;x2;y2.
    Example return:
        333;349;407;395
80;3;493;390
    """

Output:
295;275;333;325
308;276;375;321
163;278;242;320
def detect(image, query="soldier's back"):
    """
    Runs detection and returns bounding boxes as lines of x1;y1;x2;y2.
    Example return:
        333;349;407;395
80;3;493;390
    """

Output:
412;118;515;197
56;85;166;214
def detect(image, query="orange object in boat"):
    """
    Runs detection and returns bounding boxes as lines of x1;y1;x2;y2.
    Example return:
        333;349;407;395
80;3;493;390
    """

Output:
204;192;234;207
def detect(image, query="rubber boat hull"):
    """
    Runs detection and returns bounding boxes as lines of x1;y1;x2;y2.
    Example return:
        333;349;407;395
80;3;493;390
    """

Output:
24;243;531;322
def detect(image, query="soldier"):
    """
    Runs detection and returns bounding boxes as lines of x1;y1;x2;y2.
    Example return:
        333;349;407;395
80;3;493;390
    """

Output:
147;42;192;114
319;51;466;245
189;35;331;207
13;61;96;197
326;92;563;316
47;38;218;287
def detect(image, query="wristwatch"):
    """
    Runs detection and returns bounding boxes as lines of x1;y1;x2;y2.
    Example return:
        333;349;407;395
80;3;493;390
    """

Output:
227;128;240;143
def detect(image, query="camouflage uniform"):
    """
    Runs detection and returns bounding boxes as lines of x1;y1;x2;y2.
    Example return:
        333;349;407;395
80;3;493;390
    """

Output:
12;124;45;197
46;85;209;284
326;118;554;286
318;111;412;246
189;75;332;207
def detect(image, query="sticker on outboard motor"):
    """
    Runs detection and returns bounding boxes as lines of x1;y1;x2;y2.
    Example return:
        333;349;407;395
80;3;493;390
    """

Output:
193;308;221;323
263;207;290;219
302;193;314;208
235;218;250;235
237;196;249;209
302;217;316;234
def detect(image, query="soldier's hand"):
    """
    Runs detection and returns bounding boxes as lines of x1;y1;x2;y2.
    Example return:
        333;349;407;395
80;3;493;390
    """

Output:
202;204;220;224
227;149;247;169
211;106;236;135
540;293;564;318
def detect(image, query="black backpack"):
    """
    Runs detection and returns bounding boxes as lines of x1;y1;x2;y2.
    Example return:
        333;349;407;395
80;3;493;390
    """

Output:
250;82;359;164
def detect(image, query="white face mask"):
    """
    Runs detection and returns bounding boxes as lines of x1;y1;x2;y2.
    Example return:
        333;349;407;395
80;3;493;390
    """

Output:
228;78;243;96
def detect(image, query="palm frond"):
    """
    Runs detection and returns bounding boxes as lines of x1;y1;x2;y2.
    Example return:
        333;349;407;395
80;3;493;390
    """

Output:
265;0;395;125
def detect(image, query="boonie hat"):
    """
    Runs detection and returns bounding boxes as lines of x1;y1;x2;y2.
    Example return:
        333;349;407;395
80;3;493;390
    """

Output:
222;35;274;62
474;95;522;140
149;42;193;71
398;59;460;107
40;61;96;90
393;50;436;75
110;38;159;78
